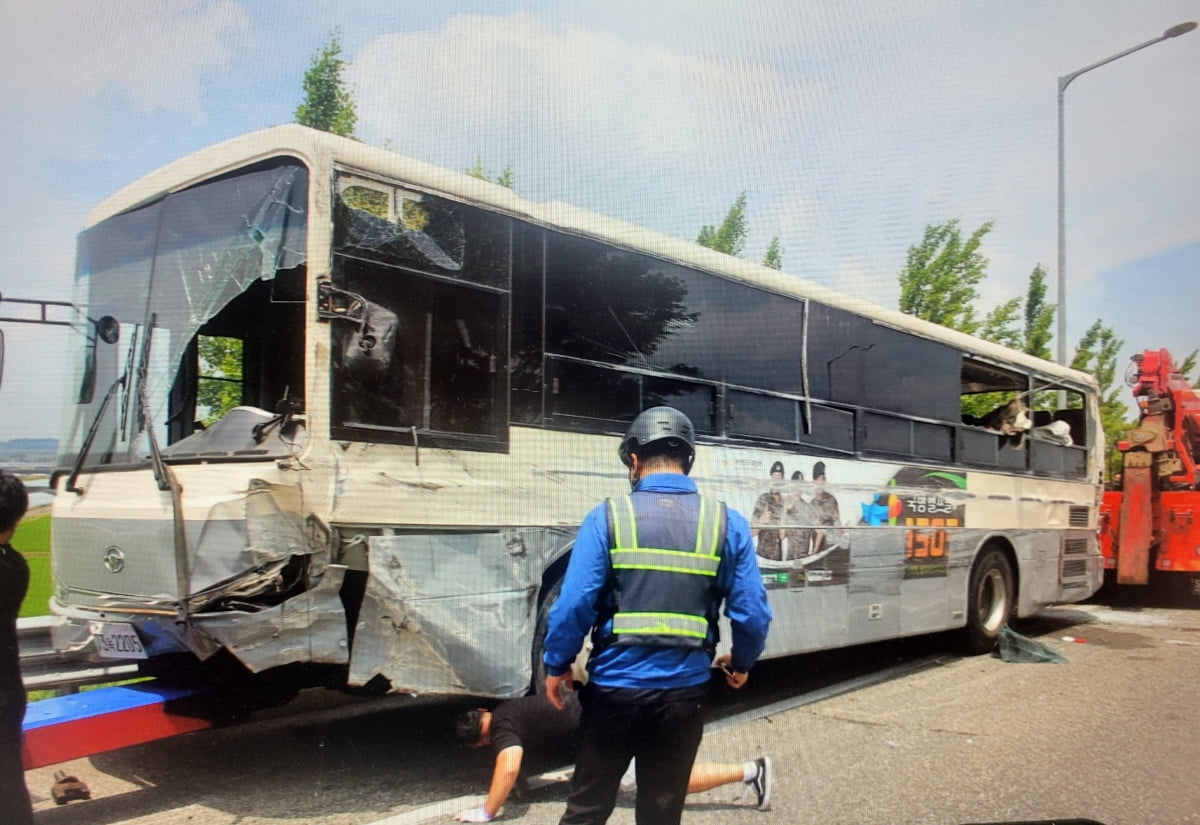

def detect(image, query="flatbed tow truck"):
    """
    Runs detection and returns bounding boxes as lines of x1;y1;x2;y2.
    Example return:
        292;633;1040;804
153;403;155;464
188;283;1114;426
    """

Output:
22;682;211;771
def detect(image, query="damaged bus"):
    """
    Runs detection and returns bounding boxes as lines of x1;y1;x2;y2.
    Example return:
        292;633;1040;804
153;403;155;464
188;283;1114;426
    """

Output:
48;125;1103;699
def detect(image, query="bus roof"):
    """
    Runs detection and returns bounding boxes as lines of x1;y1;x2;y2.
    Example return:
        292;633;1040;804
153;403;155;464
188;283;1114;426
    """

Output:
88;123;1098;392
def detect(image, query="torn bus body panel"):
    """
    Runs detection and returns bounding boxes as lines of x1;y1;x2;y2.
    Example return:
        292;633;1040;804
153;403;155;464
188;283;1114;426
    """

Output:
348;530;549;698
51;562;348;673
177;479;343;668
51;474;341;668
186;479;326;612
53;473;322;614
197;564;349;673
325;437;595;531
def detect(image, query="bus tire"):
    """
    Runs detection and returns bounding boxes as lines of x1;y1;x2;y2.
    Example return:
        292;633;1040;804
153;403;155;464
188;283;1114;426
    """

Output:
530;575;563;694
961;546;1014;655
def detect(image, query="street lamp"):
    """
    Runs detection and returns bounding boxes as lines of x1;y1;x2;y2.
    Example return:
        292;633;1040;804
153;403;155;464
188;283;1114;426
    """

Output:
1056;21;1197;371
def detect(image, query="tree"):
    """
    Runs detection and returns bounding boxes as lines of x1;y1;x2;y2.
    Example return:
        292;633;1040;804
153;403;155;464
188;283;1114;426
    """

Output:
197;336;243;426
1178;350;1198;383
696;193;780;268
697;192;748;257
978;297;1022;350
897;219;993;334
1071;320;1127;479
762;235;783;270
466;156;515;189
962;268;1057;417
973;264;1055;359
295;30;357;137
1022;264;1055;361
896;219;1133;478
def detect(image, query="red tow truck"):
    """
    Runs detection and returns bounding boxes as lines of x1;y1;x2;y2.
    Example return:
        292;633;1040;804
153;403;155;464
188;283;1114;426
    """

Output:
1100;348;1200;596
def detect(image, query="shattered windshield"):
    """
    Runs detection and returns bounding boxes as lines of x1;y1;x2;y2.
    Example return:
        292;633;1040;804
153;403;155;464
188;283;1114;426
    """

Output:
60;160;308;467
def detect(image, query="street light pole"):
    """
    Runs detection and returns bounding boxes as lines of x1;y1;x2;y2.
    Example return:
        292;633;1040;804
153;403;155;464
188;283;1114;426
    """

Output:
1056;21;1197;372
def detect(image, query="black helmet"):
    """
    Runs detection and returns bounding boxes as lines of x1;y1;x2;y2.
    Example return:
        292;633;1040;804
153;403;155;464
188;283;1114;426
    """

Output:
619;406;696;473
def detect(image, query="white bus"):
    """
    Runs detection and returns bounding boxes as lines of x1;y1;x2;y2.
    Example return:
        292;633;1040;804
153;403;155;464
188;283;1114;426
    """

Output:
48;125;1102;699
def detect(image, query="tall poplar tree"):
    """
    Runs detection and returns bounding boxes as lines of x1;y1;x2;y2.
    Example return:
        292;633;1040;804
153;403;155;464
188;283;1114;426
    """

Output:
1177;350;1198;382
976;265;1055;357
697;192;749;257
295;30;357;138
897;219;993;335
1022;265;1055;361
762;235;784;270
1071;320;1127;478
466;156;516;189
696;193;782;268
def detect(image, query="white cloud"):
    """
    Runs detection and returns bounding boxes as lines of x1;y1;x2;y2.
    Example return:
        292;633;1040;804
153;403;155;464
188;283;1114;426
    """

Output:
0;1;252;125
755;188;835;275
350;11;818;206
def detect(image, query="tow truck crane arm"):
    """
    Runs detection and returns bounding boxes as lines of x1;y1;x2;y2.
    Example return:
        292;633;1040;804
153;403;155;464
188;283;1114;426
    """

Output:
1104;349;1200;588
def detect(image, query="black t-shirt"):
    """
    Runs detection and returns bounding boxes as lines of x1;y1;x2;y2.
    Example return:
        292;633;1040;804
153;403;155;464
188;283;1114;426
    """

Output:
0;543;30;694
489;692;582;775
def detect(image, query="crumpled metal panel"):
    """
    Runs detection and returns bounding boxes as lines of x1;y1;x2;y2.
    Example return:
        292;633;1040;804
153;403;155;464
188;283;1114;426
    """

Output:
188;480;323;605
198;564;349;673
349;530;546;697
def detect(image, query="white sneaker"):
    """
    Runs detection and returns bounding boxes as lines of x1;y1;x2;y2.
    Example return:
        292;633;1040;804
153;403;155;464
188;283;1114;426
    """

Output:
619;758;637;793
747;756;772;810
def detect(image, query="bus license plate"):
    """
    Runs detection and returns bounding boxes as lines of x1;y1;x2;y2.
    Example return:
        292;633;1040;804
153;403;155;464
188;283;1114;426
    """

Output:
92;622;148;660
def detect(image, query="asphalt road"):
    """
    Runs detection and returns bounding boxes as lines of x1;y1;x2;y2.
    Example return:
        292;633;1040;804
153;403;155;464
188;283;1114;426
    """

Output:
24;594;1200;825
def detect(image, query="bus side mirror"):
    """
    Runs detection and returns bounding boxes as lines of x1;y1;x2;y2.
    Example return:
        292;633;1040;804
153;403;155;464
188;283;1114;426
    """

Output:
341;302;398;378
317;281;398;378
96;315;120;344
77;315;123;404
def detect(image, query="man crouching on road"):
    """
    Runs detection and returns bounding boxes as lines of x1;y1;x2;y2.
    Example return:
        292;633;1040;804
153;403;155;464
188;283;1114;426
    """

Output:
542;406;773;825
451;692;773;822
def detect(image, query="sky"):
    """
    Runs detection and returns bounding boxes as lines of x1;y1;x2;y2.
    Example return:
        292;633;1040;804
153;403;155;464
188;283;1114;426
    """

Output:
0;0;1197;441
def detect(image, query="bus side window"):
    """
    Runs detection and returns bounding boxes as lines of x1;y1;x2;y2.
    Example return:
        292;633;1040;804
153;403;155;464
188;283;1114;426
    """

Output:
429;285;500;435
326;259;505;443
1053;409;1085;445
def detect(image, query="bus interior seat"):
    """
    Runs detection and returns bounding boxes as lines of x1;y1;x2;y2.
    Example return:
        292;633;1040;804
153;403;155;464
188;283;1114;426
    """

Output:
1052;409;1085;446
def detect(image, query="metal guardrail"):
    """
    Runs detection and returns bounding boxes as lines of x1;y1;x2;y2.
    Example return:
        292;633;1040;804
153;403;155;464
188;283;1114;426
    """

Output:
18;615;140;695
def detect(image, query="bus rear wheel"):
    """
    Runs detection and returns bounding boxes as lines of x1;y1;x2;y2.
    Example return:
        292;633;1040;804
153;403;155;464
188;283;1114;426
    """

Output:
530;574;590;695
530;576;562;694
962;546;1013;655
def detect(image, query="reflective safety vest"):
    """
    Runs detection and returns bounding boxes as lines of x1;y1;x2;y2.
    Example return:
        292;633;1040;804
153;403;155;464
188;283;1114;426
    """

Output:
594;492;727;653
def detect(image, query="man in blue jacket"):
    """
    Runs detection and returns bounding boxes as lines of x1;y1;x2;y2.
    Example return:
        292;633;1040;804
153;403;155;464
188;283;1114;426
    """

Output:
543;406;772;825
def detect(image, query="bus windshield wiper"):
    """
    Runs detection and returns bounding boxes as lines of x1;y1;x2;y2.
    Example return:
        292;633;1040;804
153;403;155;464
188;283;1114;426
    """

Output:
66;314;173;494
132;314;191;624
65;374;126;495
134;314;171;491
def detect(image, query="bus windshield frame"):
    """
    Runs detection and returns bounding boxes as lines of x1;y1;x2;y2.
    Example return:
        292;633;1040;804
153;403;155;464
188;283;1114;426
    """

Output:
61;160;308;469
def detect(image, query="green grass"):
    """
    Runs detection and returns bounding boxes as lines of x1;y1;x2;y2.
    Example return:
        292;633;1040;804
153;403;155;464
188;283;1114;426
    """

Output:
27;677;153;703
14;511;49;550
13;513;53;618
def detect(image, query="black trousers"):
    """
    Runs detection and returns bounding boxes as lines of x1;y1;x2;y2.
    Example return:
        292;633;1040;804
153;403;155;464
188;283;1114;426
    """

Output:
0;688;33;825
559;683;706;825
